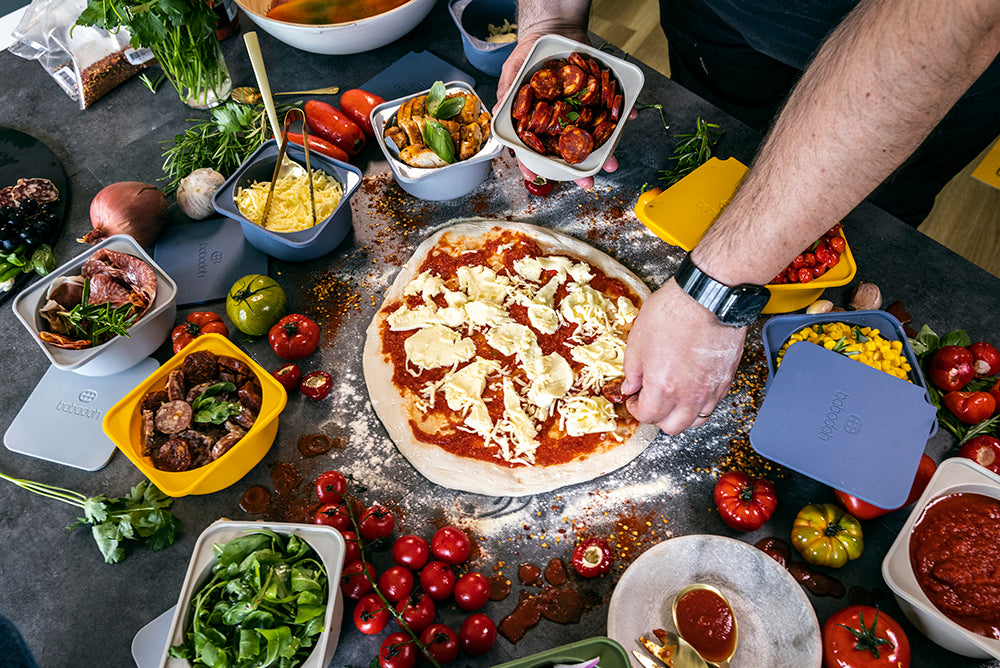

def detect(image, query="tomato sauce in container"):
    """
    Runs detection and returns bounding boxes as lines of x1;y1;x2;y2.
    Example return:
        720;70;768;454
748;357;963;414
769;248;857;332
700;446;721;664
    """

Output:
673;586;737;663
909;492;1000;639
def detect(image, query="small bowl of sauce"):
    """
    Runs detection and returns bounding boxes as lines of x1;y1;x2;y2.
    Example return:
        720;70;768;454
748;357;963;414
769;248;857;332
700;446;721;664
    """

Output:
672;583;738;665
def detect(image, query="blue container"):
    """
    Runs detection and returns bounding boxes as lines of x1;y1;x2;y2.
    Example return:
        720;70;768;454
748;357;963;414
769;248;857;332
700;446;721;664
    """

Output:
449;0;517;77
212;140;362;262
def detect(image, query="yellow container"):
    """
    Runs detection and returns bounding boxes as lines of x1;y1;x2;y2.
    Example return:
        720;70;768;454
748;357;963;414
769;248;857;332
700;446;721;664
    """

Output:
634;157;857;313
103;333;287;497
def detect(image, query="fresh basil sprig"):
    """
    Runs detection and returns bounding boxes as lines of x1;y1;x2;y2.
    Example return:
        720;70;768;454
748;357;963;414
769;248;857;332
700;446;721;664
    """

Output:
423;120;457;164
191;382;244;424
425;80;466;119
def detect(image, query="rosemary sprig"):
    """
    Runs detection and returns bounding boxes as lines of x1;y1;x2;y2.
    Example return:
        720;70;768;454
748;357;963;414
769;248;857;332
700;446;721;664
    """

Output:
658;117;724;187
58;279;138;345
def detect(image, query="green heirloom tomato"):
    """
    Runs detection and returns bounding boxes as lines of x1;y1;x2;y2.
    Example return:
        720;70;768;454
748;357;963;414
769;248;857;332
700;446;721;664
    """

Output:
791;503;863;568
226;274;287;336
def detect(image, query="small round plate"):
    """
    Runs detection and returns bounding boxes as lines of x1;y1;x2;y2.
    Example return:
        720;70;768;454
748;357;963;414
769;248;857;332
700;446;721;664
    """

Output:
608;534;822;667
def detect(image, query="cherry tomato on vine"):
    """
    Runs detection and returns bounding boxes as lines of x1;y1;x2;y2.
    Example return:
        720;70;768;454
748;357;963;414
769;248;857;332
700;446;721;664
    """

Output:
396;593;436;633
315;470;347;505
359;504;396;540
822;605;910;668
313;502;351;532
340;560;375;600
524;177;555;196
354;592;391;635
453;572;490;611
379;565;416;603
431;525;471;565
341;530;362;565
379;632;418;668
713;470;778;531
421;623;459;665
171;311;228;354
392;534;430;571
420;560;456;601
459;613;497;657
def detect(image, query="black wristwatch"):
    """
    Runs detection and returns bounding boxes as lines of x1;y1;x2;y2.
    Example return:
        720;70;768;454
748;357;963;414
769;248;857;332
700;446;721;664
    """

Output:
674;253;771;327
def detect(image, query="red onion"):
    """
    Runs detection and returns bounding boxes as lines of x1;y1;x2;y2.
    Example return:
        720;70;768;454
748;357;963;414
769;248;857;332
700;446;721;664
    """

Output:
80;181;167;247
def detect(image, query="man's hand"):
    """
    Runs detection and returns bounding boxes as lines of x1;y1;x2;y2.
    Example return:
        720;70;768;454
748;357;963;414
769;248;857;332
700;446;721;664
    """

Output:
621;279;746;434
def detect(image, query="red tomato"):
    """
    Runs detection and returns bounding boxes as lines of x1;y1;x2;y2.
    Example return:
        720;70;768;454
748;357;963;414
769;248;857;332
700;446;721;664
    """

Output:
359;504;396;540
268;313;321;361
315;470;347;505
379;565;416;603
453;572;490;611
942;390;996;424
379;632;417;668
171;311;228;354
339;88;385;137
340;559;376;600
991;378;1000;415
431;525;471;565
420;623;460;665
713;471;779;531
419;560;456;601
958;435;1000;475
834;454;937;520
822;605;910;668
271;362;301;392
313;503;351;532
305;100;365;156
395;592;436;633
354;592;391;635
571;537;613;578
392;534;430;571
459;613;497;657
928;345;975;391
285;131;349;162
968;341;1000;376
342;530;362;565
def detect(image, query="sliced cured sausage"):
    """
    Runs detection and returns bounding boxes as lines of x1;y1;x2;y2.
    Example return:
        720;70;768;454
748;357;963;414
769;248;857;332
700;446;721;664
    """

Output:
568;52;589;72
182;350;218;385
592;120;616;148
558;126;594;164
578;76;600;106
518;129;547;154
211;426;245;461
238;380;262;413
166;369;186;402
155;438;192;472
560;64;587;96
141;389;168;412
141;409;158;456
529;68;562;101
10;178;59;204
218;355;251;385
527;101;553;134
155;400;193;434
512;85;534;120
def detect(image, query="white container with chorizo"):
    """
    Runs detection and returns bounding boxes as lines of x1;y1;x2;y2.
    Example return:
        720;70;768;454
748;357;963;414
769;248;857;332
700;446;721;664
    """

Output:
492;34;644;181
12;234;177;376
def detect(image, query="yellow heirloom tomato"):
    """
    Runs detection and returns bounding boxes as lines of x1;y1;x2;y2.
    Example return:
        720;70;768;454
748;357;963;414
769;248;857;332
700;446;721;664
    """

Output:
791;503;864;568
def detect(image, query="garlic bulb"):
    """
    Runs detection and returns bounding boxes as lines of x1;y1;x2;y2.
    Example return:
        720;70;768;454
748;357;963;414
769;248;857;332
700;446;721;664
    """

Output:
177;168;225;220
850;282;883;311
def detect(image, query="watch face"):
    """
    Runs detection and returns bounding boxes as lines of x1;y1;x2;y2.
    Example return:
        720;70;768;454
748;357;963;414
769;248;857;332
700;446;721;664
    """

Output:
717;286;771;327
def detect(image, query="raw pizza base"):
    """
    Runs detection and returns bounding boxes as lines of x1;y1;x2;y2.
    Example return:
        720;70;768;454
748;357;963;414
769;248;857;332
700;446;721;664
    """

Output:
363;219;660;497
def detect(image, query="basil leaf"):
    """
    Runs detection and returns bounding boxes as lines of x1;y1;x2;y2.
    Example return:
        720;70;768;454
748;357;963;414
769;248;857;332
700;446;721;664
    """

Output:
426;81;447;116
432;95;466;119
940;329;971;348
423;120;456;164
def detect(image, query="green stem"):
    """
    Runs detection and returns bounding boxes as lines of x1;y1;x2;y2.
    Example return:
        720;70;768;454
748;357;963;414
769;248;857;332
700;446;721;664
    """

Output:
0;471;88;508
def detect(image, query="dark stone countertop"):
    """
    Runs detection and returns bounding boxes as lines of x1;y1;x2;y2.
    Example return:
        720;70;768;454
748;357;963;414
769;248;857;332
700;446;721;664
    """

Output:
1;2;998;667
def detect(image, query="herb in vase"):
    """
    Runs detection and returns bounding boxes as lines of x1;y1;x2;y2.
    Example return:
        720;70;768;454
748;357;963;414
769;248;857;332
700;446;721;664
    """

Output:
76;0;232;109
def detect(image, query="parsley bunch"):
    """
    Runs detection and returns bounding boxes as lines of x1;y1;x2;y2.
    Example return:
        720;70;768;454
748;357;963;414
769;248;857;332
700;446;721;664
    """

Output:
0;472;181;564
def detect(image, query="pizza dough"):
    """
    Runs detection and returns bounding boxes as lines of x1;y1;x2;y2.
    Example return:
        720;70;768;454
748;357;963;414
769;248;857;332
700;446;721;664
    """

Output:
363;219;659;496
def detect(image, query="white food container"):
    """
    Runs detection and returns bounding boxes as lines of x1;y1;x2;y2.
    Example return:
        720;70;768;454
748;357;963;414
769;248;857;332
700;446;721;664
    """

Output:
882;457;1000;659
13;234;177;377
491;34;644;181
160;520;346;668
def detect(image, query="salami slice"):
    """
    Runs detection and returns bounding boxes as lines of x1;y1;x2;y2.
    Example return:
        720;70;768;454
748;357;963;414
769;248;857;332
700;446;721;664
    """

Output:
529;68;562;101
518;129;547;154
166;369;186;402
0;186;14;209
10;178;59;204
155;400;193;434
560;64;587;96
558;126;594;164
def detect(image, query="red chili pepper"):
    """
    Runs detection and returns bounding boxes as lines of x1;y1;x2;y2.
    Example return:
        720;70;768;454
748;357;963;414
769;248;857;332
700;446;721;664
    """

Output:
304;100;365;156
928;345;975;391
942;390;997;424
339;88;385;137
958;435;1000;475
171;311;228;354
300;370;333;401
713;471;778;531
285;132;349;162
834;454;937;520
524;177;555;196
268;313;321;361
272;362;301;392
571;537;613;578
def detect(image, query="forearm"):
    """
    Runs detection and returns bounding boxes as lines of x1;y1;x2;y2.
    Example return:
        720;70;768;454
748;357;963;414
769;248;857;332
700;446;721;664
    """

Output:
694;0;1000;286
517;0;591;37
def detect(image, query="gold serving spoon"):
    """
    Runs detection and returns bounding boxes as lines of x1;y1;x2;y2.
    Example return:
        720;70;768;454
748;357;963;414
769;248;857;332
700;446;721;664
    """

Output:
672;584;738;668
230;85;340;105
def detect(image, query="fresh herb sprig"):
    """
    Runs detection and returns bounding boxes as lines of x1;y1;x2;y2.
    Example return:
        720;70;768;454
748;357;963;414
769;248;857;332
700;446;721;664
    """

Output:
57;278;138;346
658;117;724;187
0;472;180;564
191;382;244;424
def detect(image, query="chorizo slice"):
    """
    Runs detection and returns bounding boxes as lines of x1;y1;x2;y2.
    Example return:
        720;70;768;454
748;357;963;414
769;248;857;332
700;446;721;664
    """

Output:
181;350;218;385
141;409;157;456
529;68;562;101
155;438;192;472
603;75;617;110
166;369;186;402
601;378;628;404
546;101;572;135
600;68;612;109
511;84;534;121
211;428;244;461
155;400;193;434
575;107;594;129
568;51;589;72
238;380;262;413
610;93;624;121
578;76;600;106
592;119;616;147
141;389;168;412
558;125;594;164
527;101;553;134
560;64;587;96
217;355;251;385
518;129;547;154
586;58;602;78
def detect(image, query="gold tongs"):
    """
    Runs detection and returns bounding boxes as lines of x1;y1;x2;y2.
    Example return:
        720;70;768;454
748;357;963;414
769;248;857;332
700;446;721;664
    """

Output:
260;108;318;232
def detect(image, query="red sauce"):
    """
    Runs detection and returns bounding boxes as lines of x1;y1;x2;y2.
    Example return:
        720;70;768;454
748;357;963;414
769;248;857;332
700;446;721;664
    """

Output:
378;229;641;468
518;562;541;585
787;562;845;598
488;574;512;601
909;492;1000;639
673;588;736;663
544;557;567;586
239;485;270;514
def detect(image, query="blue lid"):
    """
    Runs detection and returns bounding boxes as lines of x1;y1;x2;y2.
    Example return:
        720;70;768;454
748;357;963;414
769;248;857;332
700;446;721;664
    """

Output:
360;51;476;102
749;342;937;508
